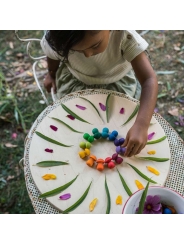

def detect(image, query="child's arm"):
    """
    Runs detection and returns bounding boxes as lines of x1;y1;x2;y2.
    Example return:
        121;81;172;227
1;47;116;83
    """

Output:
122;52;158;157
44;57;60;93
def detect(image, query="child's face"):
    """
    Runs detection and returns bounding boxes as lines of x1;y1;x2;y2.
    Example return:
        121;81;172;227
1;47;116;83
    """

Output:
71;31;110;57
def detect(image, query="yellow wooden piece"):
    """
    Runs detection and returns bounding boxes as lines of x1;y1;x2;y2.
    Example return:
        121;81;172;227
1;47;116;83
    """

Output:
146;166;160;175
135;180;144;189
42;174;56;180
147;150;156;155
78;151;86;158
116;195;122;205
84;148;90;156
89;198;98;211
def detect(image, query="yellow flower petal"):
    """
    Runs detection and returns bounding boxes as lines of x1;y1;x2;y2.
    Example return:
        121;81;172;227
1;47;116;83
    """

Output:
147;150;156;155
146;166;160;175
116;195;122;205
135;180;144;189
89;198;98;211
42;174;57;180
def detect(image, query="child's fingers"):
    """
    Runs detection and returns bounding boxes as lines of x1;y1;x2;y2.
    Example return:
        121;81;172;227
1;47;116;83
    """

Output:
124;142;136;157
127;144;140;157
135;145;144;155
121;137;128;147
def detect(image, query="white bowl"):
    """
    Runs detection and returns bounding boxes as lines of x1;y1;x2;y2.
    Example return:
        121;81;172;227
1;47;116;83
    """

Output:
122;186;184;214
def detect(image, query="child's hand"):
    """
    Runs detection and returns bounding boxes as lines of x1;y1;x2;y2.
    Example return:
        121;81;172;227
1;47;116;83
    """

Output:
121;124;148;157
44;73;57;94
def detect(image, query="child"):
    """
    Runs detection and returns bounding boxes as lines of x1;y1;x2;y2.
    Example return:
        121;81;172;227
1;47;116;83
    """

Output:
41;30;158;158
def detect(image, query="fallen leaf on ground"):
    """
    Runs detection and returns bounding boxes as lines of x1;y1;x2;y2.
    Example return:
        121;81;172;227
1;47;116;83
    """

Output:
5;143;18;148
168;108;179;117
7;175;15;181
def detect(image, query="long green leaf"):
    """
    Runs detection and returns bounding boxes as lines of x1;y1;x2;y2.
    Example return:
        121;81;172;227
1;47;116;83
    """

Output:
105;176;111;214
106;94;111;123
146;136;167;144
137;181;149;214
156;71;176;75
35;161;69;167
121;104;139;126
117;168;132;196
136;156;169;162
80;97;104;122
126;162;157;184
61;103;92;124
35;131;73;147
39;175;79;198
62;181;92;214
50;117;83;133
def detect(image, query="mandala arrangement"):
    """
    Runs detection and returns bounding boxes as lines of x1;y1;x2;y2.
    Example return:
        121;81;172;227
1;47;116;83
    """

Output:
29;93;170;214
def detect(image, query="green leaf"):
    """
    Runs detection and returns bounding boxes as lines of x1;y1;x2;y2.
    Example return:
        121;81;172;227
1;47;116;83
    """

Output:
157;93;167;99
137;181;149;214
135;156;169;162
156;71;176;75
35;131;73;147
126;162;157;184
39;175;79;198
105;176;111;214
117;168;132;196
35;161;69;167
166;82;171;91
62;181;92;214
14;108;19;124
80;97;104;122
0;102;9;114
50;117;83;133
106;94;111;123
121;104;139;126
61;103;92;124
146;136;167;144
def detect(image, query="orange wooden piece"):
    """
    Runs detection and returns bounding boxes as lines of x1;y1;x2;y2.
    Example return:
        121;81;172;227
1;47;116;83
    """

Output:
86;155;97;167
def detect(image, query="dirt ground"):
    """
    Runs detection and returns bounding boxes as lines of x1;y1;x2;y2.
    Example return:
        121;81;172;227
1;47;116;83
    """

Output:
0;30;183;213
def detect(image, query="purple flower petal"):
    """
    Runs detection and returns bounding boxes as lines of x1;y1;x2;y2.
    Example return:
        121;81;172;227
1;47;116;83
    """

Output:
50;125;58;131
152;203;162;212
147;132;155;140
146;195;153;202
59;193;71;200
151;195;161;205
143;209;151;214
175;122;179;126
154;108;159;113
153;209;162;214
45;148;53;153
67;115;75;120
76;104;86;110
119;108;125;114
99;103;106;111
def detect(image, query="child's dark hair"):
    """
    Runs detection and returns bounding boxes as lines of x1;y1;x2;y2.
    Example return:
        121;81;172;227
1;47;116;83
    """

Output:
45;30;86;61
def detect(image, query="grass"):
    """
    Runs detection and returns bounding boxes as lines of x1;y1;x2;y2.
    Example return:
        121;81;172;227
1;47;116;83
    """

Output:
0;68;47;213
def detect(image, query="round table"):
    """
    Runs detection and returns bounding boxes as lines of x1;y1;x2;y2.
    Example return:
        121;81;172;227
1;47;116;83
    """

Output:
23;89;184;214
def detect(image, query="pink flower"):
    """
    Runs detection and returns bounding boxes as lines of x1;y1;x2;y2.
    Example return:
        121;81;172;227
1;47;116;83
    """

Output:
12;133;17;139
